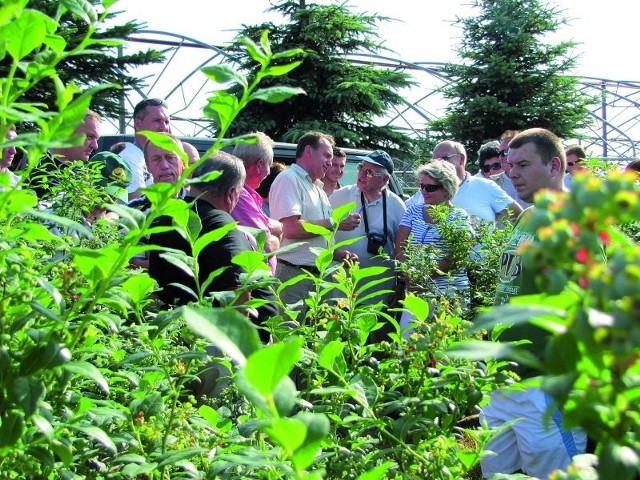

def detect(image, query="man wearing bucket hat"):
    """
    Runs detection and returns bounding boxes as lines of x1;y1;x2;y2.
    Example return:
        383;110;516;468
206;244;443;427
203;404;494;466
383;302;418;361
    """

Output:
329;150;406;341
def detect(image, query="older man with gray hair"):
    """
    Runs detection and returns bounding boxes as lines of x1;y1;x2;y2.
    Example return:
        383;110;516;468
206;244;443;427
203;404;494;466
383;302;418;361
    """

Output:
231;132;283;274
148;151;277;341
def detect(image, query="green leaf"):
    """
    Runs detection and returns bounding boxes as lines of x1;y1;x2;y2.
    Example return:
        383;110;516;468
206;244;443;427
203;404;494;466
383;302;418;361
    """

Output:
184;305;261;367
318;340;346;375
198;405;219;429
19;340;71;376
272;47;306;60
238;35;268;66
31;414;54;441
470;303;567;335
265;417;306;455
301;220;331;239
64;361;109;394
139;131;188;164
12;377;45;417
350;374;379;405
402;294;430;322
357;461;395;480
244;338;303;397
193;222;236;257
201;65;248;89
4;9;56;60
0;412;24;448
204;92;239;132
249;86;306;104
231;249;270;273
156;447;207;468
72;425;116;453
291;412;330;471
130;392;163;418
52;440;73;466
599;442;639;480
544;332;580;374
447;340;543;371
263;61;303;77
59;0;98;24
158;250;196;279
235;370;297;417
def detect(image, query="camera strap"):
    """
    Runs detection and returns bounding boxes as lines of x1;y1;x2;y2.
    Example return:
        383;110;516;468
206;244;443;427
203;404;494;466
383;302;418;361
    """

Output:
360;189;388;238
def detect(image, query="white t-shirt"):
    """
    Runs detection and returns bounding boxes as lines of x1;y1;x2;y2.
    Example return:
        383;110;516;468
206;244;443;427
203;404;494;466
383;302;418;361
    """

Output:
269;163;331;266
406;172;516;223
119;142;153;194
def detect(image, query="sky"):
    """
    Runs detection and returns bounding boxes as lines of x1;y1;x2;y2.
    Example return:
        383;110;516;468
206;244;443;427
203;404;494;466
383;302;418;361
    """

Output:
111;0;638;80
102;0;639;148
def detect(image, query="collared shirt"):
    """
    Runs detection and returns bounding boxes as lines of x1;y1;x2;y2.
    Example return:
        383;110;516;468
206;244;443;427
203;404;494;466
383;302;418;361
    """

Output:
119;142;153;194
269;163;331;265
231;184;277;274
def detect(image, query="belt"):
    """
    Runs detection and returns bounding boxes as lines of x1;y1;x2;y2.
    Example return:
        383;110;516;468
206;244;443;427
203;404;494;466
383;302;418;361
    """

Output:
278;258;321;275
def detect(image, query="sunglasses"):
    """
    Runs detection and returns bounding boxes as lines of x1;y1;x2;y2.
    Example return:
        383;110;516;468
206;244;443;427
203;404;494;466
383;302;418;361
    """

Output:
357;163;385;178
498;149;509;157
420;183;444;193
567;160;583;167
481;162;502;173
133;98;167;118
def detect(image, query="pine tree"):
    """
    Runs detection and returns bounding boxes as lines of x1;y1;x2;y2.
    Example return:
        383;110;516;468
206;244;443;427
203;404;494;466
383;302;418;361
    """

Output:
224;0;416;156
431;0;594;155
0;0;162;121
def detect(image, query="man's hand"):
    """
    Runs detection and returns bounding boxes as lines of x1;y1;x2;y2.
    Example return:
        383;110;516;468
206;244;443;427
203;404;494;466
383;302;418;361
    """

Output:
334;249;359;264
338;213;361;231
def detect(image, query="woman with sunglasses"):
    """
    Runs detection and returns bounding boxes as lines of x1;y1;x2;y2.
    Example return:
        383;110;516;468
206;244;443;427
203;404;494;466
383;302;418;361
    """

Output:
475;141;504;179
394;160;472;335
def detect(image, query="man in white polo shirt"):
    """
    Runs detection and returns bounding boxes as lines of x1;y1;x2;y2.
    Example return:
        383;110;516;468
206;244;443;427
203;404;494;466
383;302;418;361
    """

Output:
269;131;361;310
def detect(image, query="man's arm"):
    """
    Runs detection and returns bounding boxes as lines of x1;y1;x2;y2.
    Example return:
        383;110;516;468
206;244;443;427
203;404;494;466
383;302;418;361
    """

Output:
280;213;361;241
496;200;523;224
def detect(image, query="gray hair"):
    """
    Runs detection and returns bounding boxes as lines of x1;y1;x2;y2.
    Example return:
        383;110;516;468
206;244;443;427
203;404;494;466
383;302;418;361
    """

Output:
191;150;246;197
232;131;275;167
416;160;459;198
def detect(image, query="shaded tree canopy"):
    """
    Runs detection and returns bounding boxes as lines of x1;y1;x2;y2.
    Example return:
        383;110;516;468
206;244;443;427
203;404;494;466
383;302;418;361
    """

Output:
0;0;163;122
224;0;417;156
431;0;594;156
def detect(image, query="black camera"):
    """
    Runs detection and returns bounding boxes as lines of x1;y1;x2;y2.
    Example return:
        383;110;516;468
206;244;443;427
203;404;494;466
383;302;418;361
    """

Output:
366;232;387;254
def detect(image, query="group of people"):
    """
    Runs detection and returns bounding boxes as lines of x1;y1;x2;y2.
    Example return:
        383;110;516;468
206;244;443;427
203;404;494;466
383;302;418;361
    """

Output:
3;97;639;480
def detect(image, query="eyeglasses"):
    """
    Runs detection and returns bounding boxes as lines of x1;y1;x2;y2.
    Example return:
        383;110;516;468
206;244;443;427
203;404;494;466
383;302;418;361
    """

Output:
133;98;167;118
357;163;385;178
481;162;503;173
567;160;583;167
420;183;444;193
437;153;460;161
498;149;509;157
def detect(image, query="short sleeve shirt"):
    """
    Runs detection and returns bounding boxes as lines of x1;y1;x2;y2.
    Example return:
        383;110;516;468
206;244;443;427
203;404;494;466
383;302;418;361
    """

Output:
269;163;331;265
454;173;515;223
231;184;276;273
119;142;153;194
